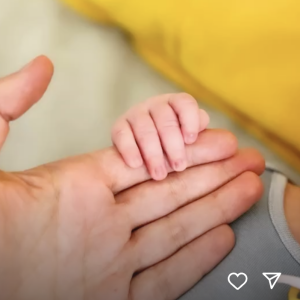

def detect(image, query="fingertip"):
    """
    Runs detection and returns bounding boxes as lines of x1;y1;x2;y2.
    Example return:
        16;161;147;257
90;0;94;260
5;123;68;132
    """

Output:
172;159;187;172
182;109;210;142
127;155;144;169
230;172;264;213
0;55;54;123
17;55;54;105
198;109;210;131
237;148;266;175
115;144;144;169
244;171;264;201
0;117;9;150
184;132;197;144
37;55;54;65
213;225;236;253
215;129;238;157
22;55;54;78
151;165;168;181
38;55;54;77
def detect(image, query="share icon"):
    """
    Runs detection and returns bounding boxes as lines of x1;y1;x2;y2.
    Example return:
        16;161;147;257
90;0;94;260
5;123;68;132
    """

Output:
263;273;282;289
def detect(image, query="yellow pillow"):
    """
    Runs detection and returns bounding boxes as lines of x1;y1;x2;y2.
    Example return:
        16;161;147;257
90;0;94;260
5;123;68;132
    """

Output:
61;0;300;171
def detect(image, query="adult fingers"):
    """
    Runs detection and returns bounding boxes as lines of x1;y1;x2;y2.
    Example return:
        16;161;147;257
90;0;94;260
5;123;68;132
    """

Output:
117;148;265;228
130;225;234;300
128;171;263;272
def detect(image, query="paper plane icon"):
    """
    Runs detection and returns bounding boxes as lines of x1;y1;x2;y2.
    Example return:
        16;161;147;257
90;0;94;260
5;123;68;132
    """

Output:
263;273;282;289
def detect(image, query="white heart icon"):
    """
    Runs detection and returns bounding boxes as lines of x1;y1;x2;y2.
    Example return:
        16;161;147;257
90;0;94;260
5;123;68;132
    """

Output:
228;273;248;290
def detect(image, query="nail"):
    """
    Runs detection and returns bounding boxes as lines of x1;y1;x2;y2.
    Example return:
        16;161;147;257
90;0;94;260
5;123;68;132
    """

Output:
173;159;186;172
130;157;143;168
153;166;167;180
185;133;197;144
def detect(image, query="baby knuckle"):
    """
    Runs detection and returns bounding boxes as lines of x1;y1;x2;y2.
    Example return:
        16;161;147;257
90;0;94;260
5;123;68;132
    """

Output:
127;107;148;123
172;93;197;106
112;126;127;139
135;127;157;139
159;119;180;130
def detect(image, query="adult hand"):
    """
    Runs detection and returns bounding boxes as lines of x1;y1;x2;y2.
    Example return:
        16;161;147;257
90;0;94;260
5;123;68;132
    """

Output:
0;57;264;300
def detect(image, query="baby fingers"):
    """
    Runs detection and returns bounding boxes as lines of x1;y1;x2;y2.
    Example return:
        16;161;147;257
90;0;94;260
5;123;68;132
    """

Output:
168;93;210;144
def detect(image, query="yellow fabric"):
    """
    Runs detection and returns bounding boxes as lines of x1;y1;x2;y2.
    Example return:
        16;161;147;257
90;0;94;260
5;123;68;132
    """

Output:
61;0;300;171
289;287;300;300
61;0;112;23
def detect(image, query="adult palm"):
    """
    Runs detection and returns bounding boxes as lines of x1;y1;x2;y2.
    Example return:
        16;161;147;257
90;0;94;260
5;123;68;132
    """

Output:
0;57;264;300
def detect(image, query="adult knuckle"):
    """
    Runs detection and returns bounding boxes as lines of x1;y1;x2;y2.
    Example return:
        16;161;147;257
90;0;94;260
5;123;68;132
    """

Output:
210;190;230;224
167;174;188;207
166;213;188;250
220;161;234;180
153;270;172;300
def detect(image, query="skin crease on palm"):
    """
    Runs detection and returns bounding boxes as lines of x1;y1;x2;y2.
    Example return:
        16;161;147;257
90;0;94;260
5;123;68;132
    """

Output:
0;56;294;300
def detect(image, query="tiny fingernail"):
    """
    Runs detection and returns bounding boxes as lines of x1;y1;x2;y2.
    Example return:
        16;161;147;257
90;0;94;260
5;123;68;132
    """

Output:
173;159;186;171
185;133;196;144
153;166;167;180
130;157;143;168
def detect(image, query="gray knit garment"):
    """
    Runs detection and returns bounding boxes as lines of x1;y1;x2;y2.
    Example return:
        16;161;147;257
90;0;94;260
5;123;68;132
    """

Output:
180;168;300;300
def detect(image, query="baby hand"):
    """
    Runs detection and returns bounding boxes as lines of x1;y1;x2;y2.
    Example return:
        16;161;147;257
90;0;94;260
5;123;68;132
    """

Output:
111;93;210;180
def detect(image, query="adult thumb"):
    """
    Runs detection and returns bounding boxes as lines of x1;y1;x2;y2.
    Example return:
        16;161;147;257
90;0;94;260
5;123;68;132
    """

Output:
0;55;54;149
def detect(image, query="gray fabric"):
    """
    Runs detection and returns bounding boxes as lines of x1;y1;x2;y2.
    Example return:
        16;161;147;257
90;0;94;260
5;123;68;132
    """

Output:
269;172;300;265
180;169;300;300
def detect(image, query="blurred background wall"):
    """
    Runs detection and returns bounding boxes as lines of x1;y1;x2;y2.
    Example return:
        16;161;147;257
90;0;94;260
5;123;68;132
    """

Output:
0;0;299;182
